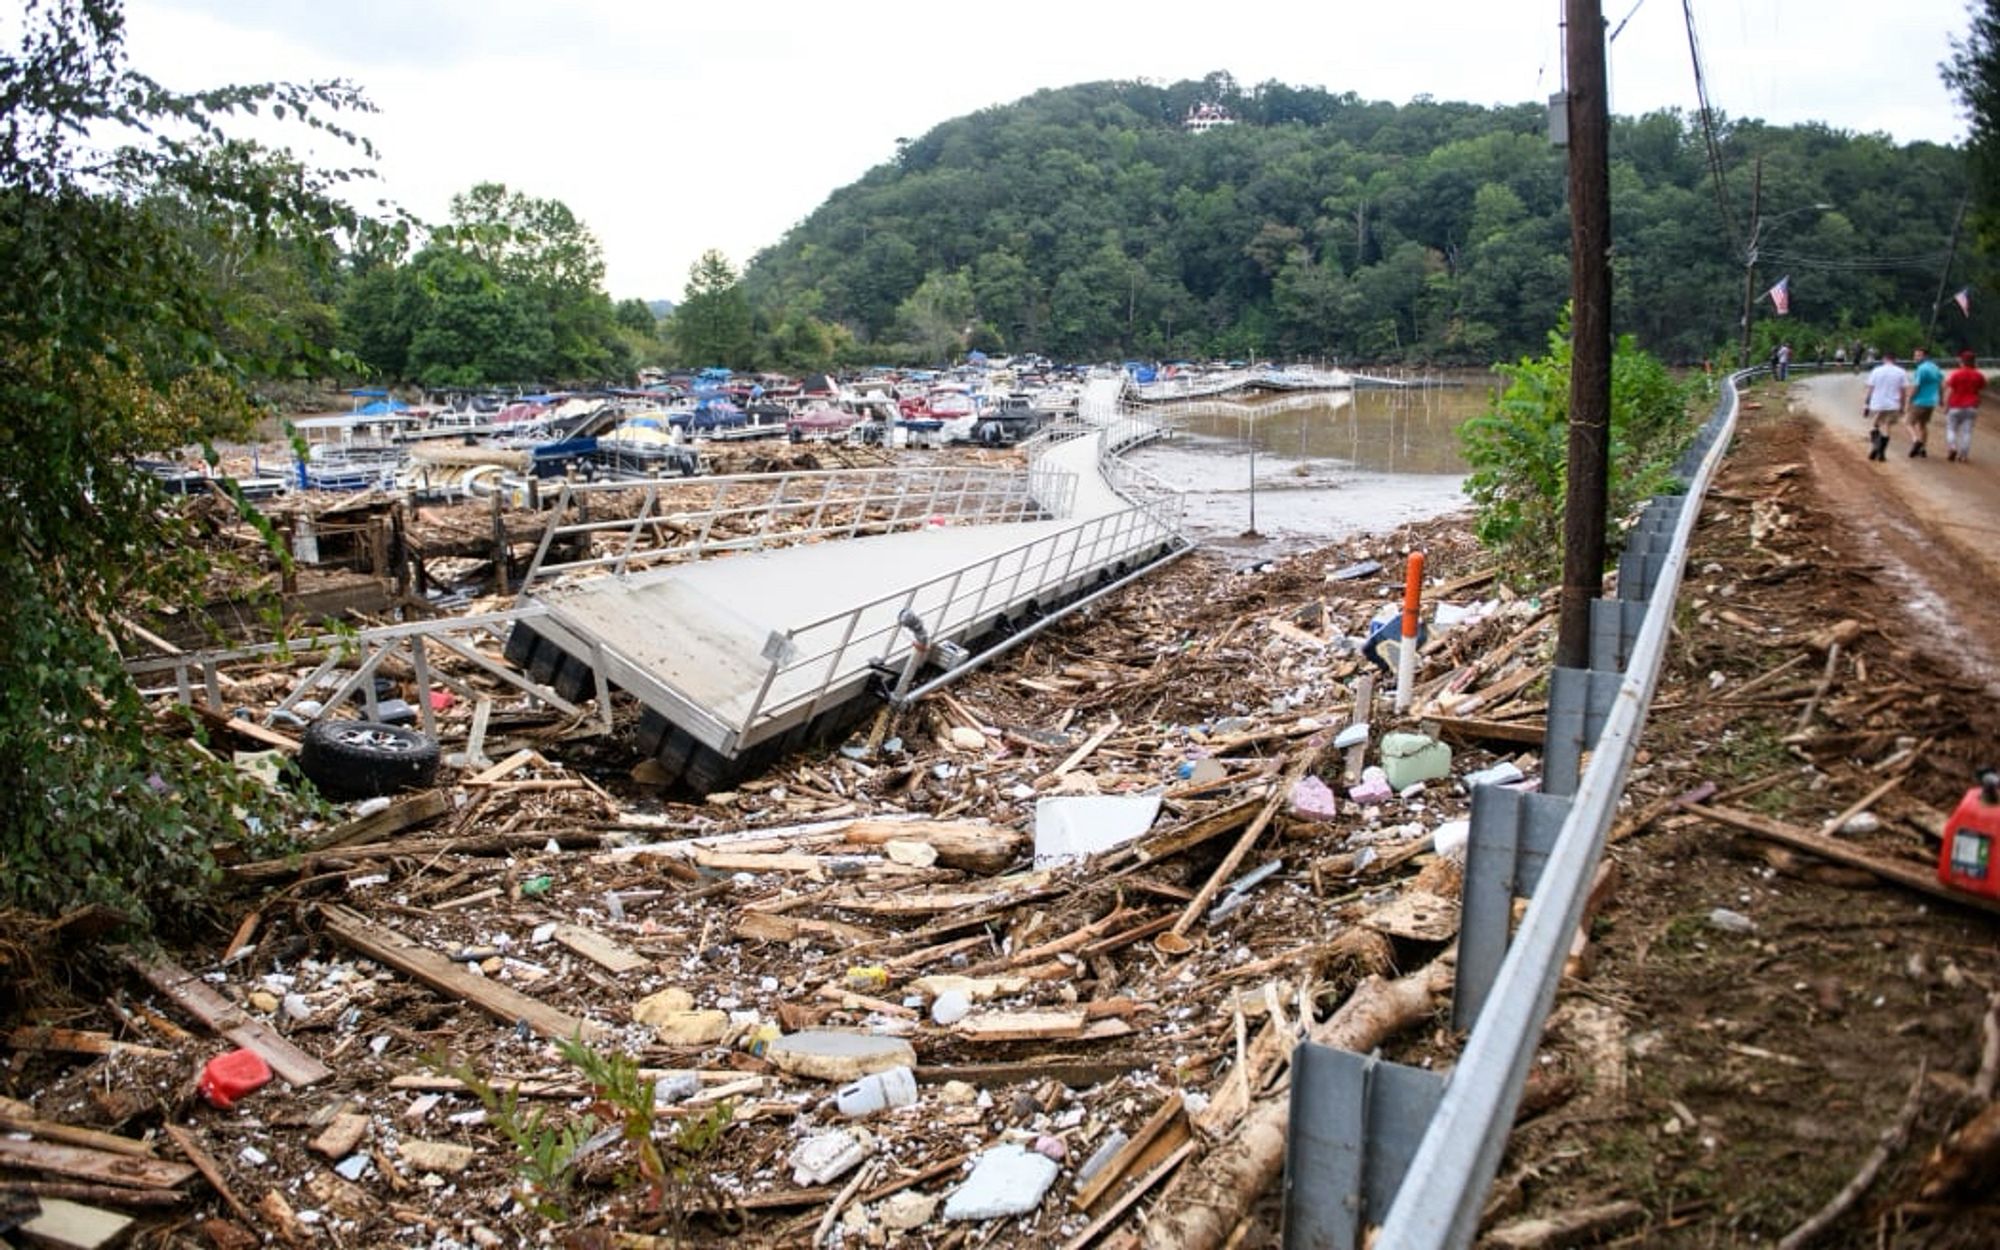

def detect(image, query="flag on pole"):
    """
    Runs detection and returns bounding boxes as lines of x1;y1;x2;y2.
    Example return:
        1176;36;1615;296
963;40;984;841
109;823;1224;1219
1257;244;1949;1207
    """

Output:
1954;286;1972;317
1766;275;1791;316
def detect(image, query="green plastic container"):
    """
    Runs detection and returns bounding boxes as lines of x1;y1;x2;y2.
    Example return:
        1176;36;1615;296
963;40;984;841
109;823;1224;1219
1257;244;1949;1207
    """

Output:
1381;732;1452;790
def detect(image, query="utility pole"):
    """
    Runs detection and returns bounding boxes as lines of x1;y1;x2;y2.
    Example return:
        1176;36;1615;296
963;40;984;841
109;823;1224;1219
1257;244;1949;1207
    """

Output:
1927;193;1970;345
1557;0;1611;671
1738;155;1763;370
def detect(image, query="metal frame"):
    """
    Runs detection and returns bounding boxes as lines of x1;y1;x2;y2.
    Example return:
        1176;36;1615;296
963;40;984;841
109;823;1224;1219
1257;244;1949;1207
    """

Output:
128;605;585;740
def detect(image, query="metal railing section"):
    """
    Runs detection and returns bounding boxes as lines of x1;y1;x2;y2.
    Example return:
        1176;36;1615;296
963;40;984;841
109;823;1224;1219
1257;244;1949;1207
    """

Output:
737;501;1181;738
517;465;1077;593
125;604;584;740
1367;377;1743;1248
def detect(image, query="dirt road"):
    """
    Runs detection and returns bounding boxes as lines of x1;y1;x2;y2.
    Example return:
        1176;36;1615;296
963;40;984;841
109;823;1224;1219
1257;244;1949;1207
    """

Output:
1793;371;2000;694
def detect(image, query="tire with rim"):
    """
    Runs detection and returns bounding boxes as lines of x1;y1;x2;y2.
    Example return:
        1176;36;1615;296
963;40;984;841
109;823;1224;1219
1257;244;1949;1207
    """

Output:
299;719;441;801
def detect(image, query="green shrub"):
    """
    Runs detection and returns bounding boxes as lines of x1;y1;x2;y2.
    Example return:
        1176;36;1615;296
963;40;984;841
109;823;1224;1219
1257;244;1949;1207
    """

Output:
1460;307;1699;583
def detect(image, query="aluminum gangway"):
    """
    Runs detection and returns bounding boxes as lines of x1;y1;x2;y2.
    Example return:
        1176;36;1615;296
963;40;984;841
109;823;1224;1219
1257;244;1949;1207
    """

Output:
507;373;1192;789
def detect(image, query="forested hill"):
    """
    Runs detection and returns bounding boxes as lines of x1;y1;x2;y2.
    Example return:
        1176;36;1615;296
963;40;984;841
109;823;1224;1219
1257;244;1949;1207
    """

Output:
739;74;1970;365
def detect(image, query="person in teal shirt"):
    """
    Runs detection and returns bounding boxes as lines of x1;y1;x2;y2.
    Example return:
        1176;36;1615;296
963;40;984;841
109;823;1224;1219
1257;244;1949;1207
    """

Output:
1907;346;1944;458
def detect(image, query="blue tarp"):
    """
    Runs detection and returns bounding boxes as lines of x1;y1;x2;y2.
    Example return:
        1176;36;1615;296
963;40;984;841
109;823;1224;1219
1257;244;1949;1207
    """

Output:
353;399;409;415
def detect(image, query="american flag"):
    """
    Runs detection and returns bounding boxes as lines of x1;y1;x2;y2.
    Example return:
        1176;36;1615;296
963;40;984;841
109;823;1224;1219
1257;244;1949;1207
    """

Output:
1955;286;1972;317
1766;276;1791;316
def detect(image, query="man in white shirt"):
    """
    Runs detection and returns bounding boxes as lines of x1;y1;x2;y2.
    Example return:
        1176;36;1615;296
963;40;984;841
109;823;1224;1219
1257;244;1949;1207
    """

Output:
1863;352;1910;462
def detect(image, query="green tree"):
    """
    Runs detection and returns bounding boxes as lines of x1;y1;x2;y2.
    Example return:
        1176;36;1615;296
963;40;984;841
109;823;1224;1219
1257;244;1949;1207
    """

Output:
1946;1;2000;251
0;0;373;922
1460;308;1697;582
896;269;975;362
669;249;754;367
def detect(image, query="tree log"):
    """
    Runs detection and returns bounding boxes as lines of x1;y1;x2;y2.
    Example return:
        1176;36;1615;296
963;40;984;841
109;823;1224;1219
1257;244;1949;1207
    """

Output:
837;819;1026;874
1142;958;1452;1250
1482;1199;1644;1248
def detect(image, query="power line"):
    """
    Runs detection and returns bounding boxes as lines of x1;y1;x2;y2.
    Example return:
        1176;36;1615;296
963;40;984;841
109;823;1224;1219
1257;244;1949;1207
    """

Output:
1681;0;1742;256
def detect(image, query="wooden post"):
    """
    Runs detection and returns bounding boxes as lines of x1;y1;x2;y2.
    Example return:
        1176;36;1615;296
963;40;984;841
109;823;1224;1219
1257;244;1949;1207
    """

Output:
1557;0;1612;672
490;491;509;596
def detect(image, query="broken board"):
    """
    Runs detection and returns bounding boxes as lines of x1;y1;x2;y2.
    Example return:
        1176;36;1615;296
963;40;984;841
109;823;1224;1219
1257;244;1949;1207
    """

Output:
318;904;606;1041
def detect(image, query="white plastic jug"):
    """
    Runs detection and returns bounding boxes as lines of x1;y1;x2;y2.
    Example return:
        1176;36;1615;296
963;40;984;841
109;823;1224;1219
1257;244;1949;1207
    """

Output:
836;1065;918;1117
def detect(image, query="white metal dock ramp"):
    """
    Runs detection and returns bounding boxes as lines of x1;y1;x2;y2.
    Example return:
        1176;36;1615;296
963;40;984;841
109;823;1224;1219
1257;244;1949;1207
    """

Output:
506;375;1192;789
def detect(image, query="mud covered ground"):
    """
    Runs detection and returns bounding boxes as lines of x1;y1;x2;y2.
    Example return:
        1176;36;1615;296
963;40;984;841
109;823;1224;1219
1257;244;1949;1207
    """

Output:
1484;376;2000;1248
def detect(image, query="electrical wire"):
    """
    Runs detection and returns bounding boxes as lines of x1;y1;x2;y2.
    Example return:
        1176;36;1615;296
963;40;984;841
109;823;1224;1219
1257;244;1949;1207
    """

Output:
1681;0;1743;255
1609;0;1648;43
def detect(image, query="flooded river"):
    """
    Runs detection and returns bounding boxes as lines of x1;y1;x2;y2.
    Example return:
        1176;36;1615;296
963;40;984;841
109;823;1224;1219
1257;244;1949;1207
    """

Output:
1122;374;1496;562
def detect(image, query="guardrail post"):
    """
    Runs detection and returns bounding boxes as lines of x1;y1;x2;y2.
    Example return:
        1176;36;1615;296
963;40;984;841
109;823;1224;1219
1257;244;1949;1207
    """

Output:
1454;785;1572;1030
1540;667;1621;797
1281;1044;1445;1250
1589;598;1648;673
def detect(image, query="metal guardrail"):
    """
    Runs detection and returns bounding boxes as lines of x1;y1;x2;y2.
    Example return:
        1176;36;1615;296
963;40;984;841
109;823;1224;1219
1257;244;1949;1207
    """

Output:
517;465;1078;593
1347;373;1745;1249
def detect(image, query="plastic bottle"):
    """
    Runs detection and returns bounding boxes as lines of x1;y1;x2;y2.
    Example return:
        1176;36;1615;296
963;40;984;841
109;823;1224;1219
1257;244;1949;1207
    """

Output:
844;964;890;992
835;1065;918;1118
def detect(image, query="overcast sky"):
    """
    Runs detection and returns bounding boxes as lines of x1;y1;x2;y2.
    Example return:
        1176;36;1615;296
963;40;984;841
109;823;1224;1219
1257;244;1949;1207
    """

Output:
117;0;1974;302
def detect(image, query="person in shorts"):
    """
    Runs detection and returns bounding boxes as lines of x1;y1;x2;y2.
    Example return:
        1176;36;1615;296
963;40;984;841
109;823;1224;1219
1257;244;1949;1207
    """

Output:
1943;349;1985;462
1905;346;1943;458
1863;351;1909;462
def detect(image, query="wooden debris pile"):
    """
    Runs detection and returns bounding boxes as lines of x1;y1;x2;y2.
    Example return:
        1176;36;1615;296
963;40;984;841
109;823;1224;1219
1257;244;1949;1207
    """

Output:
5;525;1592;1249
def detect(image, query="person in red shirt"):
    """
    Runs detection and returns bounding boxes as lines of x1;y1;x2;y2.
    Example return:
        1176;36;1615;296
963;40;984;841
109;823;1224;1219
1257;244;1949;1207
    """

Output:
1943;349;1986;462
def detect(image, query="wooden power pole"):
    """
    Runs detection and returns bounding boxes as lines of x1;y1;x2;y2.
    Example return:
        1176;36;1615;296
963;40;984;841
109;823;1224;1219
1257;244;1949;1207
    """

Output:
1558;0;1612;670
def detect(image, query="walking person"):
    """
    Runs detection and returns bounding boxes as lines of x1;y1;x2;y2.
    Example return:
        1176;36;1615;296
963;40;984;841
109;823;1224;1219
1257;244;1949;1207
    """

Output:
1944;349;1986;462
1775;341;1792;381
1863;350;1910;461
1906;346;1943;457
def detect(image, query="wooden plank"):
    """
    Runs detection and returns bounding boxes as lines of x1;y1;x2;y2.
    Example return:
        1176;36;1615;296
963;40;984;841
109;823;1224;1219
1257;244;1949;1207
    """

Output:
0;1114;155;1159
190;706;300;755
914;1058;1145;1089
310;790;451;851
1073;1092;1185;1211
4;1030;171;1061
955;1010;1087;1043
733;912;886;947
1686;803;2000;917
550;924;649;974
691;849;825;875
465;748;536;786
1061;1140;1196;1250
16;1198;133;1250
1432;714;1549;746
125;957;332;1088
318;904;606;1041
0;1139;193;1191
159;1126;249;1225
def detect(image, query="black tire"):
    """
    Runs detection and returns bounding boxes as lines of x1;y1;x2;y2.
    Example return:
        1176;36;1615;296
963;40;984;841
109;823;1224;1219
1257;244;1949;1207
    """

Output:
300;719;440;802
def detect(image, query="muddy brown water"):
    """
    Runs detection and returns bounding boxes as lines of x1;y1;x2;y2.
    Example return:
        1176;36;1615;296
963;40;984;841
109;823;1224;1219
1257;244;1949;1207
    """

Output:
1122;376;1494;562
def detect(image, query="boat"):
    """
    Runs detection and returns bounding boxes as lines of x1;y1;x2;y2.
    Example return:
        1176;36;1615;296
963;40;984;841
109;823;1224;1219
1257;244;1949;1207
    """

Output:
787;403;864;443
595;414;702;478
291;412;420;491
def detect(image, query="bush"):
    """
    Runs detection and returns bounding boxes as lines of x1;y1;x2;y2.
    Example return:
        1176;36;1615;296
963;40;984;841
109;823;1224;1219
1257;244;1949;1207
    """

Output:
1460;308;1698;583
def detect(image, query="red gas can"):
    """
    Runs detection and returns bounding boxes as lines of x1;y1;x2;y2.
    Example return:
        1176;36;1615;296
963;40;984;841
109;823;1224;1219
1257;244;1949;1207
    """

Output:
1938;770;2000;901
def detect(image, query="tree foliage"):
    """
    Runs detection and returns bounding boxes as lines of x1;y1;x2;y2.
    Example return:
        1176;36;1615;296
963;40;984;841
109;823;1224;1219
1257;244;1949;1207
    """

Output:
741;74;1972;365
1946;1;2000;253
668;249;754;368
1459;308;1698;582
0;0;371;923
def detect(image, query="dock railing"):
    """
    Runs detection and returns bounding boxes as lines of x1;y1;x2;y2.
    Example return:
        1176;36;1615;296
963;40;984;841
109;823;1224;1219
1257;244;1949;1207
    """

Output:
518;464;1075;593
